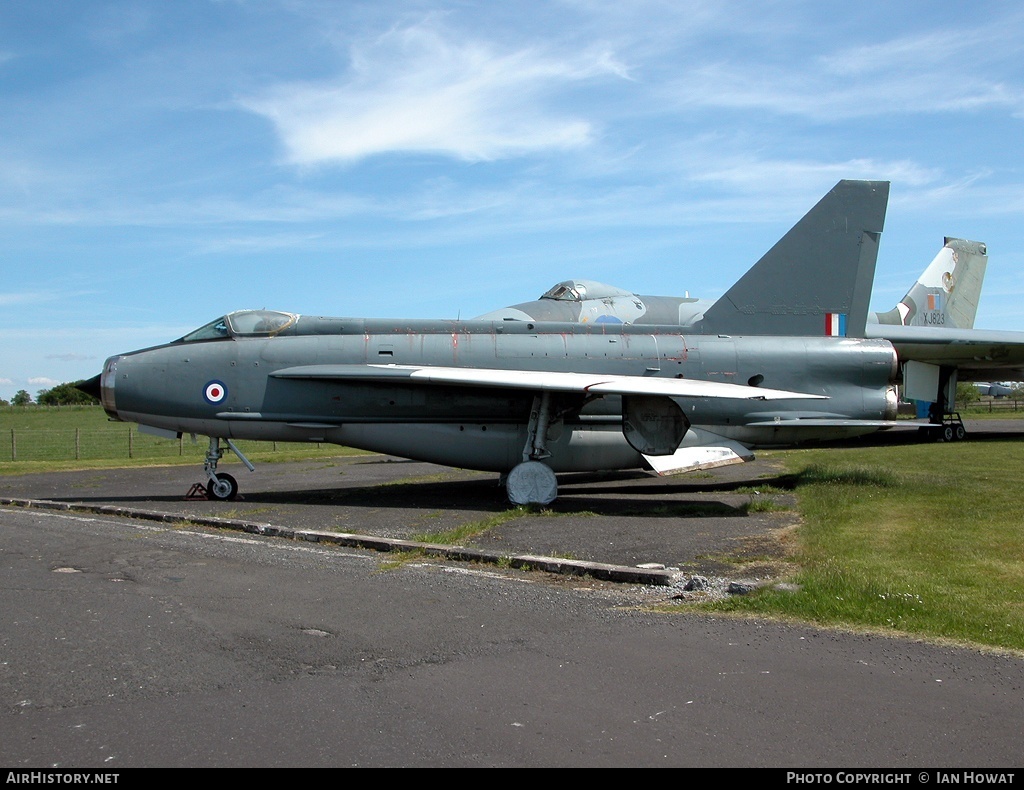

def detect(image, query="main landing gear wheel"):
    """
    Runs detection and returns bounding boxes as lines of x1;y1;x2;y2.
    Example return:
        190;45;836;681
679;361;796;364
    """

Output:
925;423;967;443
207;472;238;501
506;461;558;506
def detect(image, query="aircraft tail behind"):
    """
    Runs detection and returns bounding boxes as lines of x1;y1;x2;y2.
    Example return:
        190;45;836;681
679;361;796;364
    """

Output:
871;238;988;329
696;180;889;337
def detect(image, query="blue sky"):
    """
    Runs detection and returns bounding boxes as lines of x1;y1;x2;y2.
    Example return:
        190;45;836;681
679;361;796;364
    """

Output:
2;0;1023;401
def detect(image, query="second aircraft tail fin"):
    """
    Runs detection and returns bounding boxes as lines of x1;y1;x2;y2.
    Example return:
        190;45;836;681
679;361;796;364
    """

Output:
871;237;988;330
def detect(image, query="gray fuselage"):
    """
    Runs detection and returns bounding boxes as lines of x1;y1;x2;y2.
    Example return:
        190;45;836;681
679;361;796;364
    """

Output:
99;313;899;473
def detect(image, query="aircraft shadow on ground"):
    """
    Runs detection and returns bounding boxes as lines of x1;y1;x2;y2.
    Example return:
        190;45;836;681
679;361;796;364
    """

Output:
46;474;766;519
230;478;759;519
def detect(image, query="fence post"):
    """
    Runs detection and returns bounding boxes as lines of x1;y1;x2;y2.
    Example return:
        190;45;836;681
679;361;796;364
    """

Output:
75;428;81;460
128;426;134;459
10;428;14;462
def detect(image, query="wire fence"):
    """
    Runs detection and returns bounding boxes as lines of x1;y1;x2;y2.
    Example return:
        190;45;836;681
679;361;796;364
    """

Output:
2;426;320;462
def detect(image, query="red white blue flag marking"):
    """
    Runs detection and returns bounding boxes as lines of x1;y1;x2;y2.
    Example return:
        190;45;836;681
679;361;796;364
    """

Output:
825;313;847;337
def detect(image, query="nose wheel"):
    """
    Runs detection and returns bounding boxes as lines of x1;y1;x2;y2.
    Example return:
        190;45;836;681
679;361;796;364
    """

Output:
207;472;239;501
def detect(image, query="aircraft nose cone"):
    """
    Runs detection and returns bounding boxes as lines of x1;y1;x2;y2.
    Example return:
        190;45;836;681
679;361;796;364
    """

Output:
79;361;121;421
76;374;102;400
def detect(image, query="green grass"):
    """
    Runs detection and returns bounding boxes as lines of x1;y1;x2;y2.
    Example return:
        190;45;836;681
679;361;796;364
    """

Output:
958;408;1024;419
692;442;1024;653
411;507;537;545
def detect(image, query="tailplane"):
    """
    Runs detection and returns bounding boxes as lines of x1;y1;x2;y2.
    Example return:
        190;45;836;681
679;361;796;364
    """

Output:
871;238;987;329
697;180;889;337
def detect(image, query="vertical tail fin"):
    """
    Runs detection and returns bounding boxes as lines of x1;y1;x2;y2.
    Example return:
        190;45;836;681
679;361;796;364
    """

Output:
871;238;988;329
697;180;889;337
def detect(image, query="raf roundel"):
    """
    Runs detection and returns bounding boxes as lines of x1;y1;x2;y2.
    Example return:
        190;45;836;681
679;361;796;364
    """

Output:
204;380;228;404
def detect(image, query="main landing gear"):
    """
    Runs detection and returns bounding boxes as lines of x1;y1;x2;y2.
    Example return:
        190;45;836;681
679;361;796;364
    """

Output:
504;392;561;506
918;412;967;443
185;436;255;501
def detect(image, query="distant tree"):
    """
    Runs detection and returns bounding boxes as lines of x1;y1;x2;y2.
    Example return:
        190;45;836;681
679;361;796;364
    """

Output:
956;381;981;409
11;389;32;406
0;397;9;407
37;381;99;406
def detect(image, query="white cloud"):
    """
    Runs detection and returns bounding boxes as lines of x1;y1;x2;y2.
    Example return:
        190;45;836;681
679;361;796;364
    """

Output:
240;21;628;165
0;291;57;306
664;19;1024;121
691;157;939;193
46;353;95;362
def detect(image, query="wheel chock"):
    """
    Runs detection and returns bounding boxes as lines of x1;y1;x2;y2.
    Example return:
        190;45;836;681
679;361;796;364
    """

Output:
185;483;209;500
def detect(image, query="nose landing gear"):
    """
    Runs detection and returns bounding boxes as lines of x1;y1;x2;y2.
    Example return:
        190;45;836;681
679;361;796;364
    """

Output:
185;437;255;501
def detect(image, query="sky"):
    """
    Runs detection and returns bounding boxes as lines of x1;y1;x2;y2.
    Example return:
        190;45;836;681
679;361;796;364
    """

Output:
1;0;1023;402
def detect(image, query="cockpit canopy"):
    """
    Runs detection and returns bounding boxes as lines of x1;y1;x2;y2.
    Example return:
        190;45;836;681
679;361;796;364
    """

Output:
179;310;298;342
540;280;635;302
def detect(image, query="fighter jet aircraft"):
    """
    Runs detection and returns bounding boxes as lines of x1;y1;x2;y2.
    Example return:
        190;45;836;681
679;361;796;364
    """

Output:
80;180;899;505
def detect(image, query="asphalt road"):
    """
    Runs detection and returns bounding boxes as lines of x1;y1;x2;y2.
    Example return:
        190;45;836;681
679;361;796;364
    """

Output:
2;419;1023;768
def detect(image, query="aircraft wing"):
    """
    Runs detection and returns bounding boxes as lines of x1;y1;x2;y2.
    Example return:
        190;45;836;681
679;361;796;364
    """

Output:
271;364;827;401
865;325;1024;380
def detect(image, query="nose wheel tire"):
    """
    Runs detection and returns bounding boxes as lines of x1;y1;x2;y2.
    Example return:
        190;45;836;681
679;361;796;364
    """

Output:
207;473;239;501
